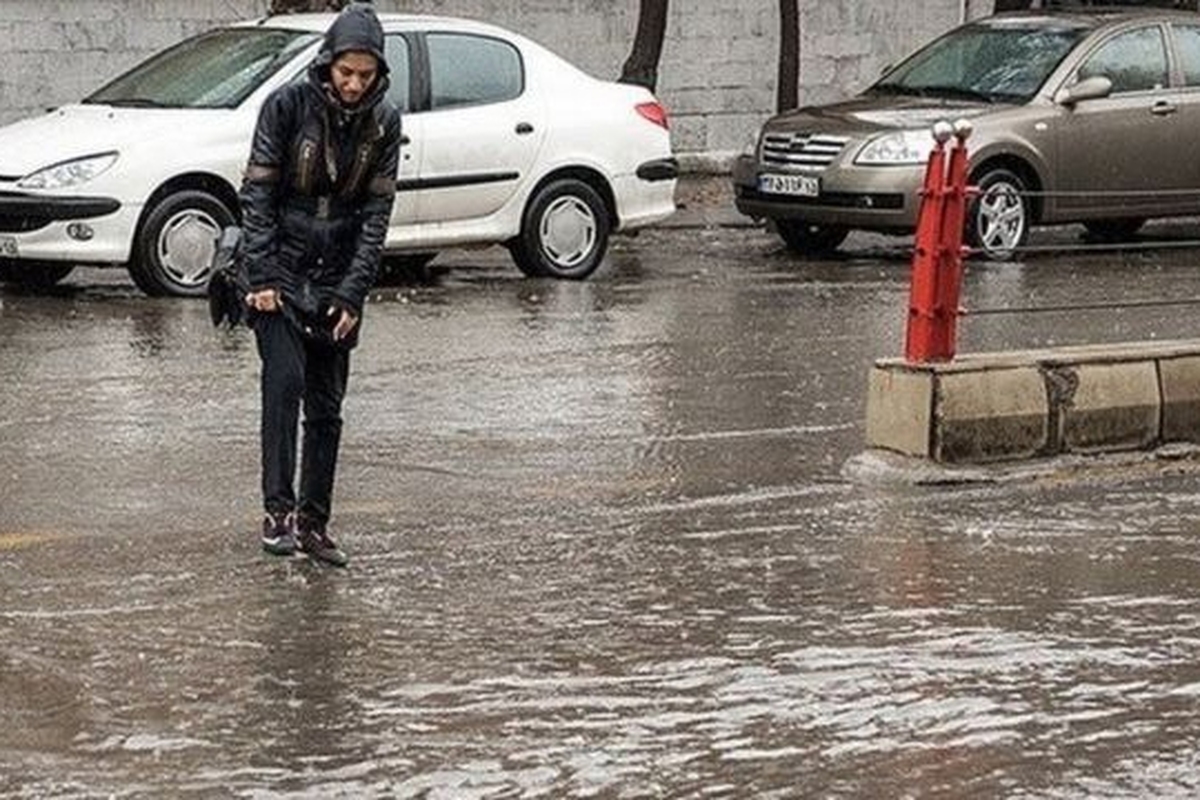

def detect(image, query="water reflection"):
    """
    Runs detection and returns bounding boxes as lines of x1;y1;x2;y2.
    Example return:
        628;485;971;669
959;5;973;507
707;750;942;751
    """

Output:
5;241;1200;795
246;567;358;788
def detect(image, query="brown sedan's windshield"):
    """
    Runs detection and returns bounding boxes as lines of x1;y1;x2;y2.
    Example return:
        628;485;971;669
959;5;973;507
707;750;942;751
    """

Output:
871;22;1089;103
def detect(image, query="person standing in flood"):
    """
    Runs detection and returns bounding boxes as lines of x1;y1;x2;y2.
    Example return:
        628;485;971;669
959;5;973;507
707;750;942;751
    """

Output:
240;1;401;567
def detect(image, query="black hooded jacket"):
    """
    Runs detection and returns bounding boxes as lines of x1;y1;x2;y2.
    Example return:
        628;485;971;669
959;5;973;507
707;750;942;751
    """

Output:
239;2;402;330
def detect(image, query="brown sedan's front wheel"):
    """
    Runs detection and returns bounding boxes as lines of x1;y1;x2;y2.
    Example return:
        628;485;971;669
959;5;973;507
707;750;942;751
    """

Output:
967;168;1030;261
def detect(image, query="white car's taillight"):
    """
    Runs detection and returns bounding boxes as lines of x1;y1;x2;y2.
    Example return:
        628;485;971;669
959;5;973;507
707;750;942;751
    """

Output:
636;101;669;130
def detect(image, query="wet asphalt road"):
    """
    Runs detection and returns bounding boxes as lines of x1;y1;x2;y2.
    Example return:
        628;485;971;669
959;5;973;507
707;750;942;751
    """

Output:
7;219;1200;798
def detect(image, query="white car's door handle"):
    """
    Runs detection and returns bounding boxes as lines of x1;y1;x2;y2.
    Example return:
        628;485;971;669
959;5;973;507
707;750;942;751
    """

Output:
1151;101;1177;116
515;122;534;135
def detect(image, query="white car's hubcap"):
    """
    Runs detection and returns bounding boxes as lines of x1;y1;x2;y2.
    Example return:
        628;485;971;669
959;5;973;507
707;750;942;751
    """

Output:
540;196;596;268
159;210;220;286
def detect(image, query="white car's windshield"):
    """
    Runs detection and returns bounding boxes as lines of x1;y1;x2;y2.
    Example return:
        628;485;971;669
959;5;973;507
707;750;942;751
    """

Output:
84;28;319;109
870;20;1090;103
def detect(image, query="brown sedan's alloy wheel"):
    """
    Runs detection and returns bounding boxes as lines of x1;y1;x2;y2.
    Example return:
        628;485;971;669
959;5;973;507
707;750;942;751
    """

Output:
967;168;1031;261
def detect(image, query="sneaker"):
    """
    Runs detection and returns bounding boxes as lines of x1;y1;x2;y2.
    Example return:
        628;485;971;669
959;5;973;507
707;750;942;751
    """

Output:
297;519;349;568
261;511;297;556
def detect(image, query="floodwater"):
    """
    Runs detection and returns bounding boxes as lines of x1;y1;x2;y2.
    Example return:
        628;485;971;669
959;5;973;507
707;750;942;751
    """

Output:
5;224;1200;797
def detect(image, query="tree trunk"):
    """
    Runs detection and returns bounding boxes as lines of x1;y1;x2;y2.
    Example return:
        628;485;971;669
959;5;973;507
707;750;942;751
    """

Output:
992;0;1034;11
619;0;669;92
777;0;799;112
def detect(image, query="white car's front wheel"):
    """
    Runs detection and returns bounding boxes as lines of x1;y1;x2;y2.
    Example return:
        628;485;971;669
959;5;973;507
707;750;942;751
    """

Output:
511;178;610;279
130;189;235;297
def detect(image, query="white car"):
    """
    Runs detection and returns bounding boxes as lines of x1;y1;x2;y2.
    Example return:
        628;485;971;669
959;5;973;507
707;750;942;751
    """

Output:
0;13;678;296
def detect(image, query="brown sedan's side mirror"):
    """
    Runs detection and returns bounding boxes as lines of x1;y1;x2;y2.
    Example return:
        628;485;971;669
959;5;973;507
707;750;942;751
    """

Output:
1055;75;1114;106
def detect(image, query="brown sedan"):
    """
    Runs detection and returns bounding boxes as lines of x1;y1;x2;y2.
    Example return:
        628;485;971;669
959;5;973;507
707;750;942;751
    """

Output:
733;8;1200;259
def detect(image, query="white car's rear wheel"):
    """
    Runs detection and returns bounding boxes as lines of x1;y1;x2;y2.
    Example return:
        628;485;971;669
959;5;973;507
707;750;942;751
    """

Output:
131;189;235;297
511;178;610;279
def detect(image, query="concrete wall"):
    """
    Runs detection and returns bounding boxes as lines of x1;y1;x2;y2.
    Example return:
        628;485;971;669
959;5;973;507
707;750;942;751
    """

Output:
0;1;996;165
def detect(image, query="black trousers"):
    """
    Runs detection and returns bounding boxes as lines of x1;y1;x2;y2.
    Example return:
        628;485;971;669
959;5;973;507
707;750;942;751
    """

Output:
254;313;350;528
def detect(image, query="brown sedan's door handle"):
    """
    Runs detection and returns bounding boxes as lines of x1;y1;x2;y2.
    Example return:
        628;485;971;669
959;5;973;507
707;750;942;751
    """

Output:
1151;100;1178;116
515;122;534;135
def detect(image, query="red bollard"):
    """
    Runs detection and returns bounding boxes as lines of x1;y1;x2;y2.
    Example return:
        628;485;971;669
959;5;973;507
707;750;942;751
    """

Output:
904;120;971;363
933;123;971;360
904;124;951;363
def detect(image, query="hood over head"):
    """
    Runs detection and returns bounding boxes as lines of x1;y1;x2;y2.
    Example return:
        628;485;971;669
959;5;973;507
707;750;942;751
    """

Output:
308;1;390;114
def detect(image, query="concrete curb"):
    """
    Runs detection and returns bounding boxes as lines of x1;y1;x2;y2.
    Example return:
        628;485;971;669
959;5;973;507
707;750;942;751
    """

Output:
865;340;1200;464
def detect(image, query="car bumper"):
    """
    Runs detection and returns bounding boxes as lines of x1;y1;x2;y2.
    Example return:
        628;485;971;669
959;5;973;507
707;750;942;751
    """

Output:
731;153;922;231
0;191;121;229
615;169;677;230
0;191;137;264
636;157;679;182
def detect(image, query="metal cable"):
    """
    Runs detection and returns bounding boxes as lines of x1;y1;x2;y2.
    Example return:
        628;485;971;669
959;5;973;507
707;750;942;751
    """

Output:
1010;188;1200;199
965;237;1200;257
965;296;1200;316
939;185;1200;314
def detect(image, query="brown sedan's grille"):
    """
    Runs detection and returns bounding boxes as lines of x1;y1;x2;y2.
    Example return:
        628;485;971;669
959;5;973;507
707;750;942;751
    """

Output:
761;132;850;169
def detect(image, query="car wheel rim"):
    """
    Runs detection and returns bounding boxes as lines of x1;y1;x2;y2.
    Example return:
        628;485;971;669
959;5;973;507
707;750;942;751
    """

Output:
539;196;596;268
977;181;1025;256
157;208;221;287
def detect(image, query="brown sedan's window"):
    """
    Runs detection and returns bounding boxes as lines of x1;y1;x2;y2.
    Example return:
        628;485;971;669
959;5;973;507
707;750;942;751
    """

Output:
1174;25;1200;86
1077;27;1168;94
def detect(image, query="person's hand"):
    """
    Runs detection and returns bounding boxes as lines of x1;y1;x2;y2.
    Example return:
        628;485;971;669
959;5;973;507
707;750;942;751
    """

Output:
329;306;359;341
245;289;281;313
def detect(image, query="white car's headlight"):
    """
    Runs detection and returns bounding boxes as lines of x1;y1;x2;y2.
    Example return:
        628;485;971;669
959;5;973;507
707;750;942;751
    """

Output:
855;131;936;166
18;152;119;190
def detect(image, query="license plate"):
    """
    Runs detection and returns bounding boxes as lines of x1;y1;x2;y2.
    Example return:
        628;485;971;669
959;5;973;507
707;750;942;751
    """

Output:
0;236;16;257
758;173;820;197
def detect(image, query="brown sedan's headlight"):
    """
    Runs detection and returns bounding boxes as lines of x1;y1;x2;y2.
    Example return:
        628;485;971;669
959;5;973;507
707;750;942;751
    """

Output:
855;130;935;166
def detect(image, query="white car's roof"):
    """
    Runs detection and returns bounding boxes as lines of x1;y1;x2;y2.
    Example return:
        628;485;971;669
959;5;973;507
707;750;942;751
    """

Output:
231;12;517;38
235;12;590;85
